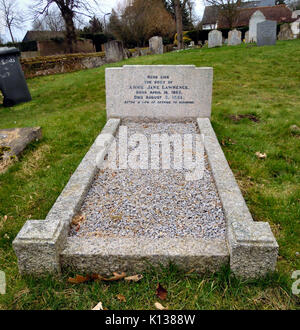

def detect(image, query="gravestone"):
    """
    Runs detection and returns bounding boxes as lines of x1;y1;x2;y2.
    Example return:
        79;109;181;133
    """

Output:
149;36;163;55
249;10;266;42
291;18;300;38
292;10;300;19
257;20;277;46
208;30;222;48
228;29;242;46
106;65;213;119
245;31;250;43
104;40;125;63
278;23;294;40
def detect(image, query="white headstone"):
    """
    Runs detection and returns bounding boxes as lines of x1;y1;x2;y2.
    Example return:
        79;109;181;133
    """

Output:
249;10;266;42
208;30;222;48
291;18;300;38
106;65;213;120
292;10;300;19
228;29;242;46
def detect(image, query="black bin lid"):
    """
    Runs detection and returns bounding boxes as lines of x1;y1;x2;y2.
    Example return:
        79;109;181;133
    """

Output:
0;47;20;56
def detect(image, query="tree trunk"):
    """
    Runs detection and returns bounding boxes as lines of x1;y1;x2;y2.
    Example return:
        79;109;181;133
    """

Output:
8;24;15;43
175;0;183;50
62;10;76;53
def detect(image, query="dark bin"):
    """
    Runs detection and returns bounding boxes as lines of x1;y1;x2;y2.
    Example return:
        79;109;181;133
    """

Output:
0;47;31;107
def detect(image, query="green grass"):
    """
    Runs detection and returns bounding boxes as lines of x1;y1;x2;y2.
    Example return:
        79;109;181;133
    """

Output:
0;41;300;310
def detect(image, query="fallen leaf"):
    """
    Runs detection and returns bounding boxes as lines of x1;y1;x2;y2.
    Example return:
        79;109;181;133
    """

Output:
156;283;167;300
154;302;168;310
72;214;85;226
186;269;196;275
92;301;104;310
68;275;90;284
255;152;267;159
105;272;127;281
124;274;143;282
117;294;126;302
92;272;127;282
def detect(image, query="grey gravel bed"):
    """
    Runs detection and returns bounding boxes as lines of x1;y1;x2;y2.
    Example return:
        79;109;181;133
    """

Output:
70;121;226;239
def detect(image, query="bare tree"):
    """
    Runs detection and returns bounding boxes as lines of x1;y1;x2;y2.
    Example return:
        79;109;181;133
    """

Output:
31;0;99;53
32;7;65;31
0;0;23;43
204;0;241;30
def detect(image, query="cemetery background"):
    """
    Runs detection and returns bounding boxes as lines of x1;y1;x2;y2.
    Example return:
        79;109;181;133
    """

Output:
0;40;299;310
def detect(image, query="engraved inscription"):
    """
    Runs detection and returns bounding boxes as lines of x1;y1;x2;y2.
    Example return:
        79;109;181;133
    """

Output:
124;75;195;106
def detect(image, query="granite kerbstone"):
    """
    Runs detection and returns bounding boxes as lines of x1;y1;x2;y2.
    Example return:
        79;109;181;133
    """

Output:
13;119;120;275
197;118;278;278
106;65;213;120
61;237;229;275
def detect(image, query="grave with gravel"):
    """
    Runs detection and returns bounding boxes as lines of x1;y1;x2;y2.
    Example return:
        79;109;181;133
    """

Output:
14;66;278;278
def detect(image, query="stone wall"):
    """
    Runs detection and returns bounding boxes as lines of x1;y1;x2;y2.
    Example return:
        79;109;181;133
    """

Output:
21;52;106;78
37;39;95;57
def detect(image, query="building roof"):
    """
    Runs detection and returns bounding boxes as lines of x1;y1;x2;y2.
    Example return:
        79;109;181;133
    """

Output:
202;1;262;25
23;31;65;42
218;5;295;28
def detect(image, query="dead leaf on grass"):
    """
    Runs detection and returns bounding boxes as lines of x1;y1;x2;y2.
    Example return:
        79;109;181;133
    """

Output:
255;152;267;159
117;294;126;302
92;272;127;282
124;274;143;282
92;301;104;310
156;283;167;300
154;302;168;310
68;274;90;284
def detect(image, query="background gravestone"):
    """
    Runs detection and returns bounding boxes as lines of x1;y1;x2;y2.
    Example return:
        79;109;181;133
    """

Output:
257;20;277;46
228;29;242;46
208;30;222;48
245;31;250;43
249;10;266;42
278;24;294;40
104;40;125;63
149;36;163;55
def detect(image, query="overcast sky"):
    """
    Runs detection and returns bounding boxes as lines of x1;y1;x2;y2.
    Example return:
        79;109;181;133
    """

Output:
1;0;205;43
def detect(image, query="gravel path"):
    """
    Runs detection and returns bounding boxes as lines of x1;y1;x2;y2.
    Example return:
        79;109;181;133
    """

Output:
70;121;226;239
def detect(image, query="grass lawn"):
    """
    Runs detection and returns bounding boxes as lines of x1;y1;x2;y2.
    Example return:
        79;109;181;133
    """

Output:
0;40;299;310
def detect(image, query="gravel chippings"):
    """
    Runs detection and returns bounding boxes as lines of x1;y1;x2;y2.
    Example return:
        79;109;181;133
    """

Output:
70;121;226;239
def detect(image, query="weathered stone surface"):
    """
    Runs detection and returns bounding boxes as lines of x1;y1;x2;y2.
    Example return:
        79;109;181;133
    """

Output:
249;10;266;42
61;237;229;276
104;40;125;63
257;20;277;46
149;36;163;54
278;23;294;40
208;30;222;48
13;119;120;275
0;127;42;158
106;65;213;120
228;29;242;46
197;118;278;278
